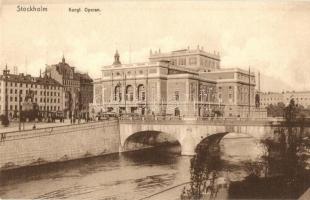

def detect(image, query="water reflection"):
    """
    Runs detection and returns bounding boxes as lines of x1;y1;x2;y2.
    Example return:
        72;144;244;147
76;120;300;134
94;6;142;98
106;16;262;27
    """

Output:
2;135;304;200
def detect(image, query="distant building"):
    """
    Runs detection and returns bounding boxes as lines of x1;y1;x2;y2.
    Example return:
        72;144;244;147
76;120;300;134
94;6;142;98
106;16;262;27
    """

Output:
0;72;63;118
261;91;310;109
46;56;93;118
75;73;93;118
149;46;220;72
92;47;266;118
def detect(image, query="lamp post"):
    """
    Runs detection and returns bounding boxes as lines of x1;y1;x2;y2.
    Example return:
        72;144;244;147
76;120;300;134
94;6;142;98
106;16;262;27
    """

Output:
199;88;205;117
3;65;10;126
18;82;21;131
44;69;47;121
208;87;213;113
124;73;127;114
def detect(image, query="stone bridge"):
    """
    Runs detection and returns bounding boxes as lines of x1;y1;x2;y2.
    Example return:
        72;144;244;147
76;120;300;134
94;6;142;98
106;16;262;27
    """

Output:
119;119;284;155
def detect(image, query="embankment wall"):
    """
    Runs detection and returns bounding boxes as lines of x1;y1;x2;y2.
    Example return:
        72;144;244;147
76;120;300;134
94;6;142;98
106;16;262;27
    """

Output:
0;120;120;171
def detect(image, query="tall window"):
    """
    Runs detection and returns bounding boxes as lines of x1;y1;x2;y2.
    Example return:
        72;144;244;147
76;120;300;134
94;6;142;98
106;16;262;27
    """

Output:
175;91;180;101
114;85;121;101
190;83;196;101
138;84;145;101
189;57;197;65
178;58;186;65
126;85;134;101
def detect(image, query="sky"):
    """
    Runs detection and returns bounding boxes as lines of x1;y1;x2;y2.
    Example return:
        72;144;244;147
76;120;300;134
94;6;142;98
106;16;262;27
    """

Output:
1;0;310;92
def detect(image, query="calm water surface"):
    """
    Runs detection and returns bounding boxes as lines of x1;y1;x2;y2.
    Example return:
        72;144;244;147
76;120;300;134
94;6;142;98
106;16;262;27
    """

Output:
0;136;262;199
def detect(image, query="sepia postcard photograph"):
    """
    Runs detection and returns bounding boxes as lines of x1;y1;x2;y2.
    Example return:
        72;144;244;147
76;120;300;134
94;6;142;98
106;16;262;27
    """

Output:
0;0;310;199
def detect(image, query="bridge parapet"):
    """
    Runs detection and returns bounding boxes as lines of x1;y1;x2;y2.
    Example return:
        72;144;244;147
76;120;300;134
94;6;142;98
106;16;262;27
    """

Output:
119;118;280;127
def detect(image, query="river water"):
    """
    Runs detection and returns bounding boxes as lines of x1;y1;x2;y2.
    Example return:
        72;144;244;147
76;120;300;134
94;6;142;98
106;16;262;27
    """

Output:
0;136;263;199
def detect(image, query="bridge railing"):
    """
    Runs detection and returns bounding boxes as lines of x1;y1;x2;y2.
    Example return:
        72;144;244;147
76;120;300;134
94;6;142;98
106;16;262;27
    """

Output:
118;115;283;126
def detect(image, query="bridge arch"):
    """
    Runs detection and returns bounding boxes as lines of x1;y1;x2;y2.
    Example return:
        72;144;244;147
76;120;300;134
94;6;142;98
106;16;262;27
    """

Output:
122;130;182;153
119;121;273;155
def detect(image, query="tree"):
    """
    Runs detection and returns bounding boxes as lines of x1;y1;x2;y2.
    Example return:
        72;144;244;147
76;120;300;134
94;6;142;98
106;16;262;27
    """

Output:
266;102;286;117
257;99;309;197
181;142;222;199
229;99;309;199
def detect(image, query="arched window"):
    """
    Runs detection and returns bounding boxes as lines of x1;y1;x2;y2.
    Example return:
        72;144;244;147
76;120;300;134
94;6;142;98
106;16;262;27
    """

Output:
174;107;180;116
114;85;122;102
126;85;134;101
137;84;145;101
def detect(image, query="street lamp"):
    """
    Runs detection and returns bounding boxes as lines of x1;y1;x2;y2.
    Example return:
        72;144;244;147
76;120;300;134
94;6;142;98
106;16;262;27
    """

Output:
207;87;213;113
3;65;10;126
18;81;22;131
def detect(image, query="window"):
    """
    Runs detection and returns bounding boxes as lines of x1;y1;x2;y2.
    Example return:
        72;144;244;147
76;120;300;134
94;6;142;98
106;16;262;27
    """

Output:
189;57;197;65
178;58;186;65
138;85;145;101
171;59;177;65
114;85;122;101
175;91;180;101
126;85;134;101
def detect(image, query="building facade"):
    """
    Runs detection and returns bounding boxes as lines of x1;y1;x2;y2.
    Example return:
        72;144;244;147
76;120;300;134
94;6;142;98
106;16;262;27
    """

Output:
149;46;220;72
75;73;94;118
0;72;64;118
92;47;266;118
200;68;260;117
261;91;310;109
46;56;93;118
